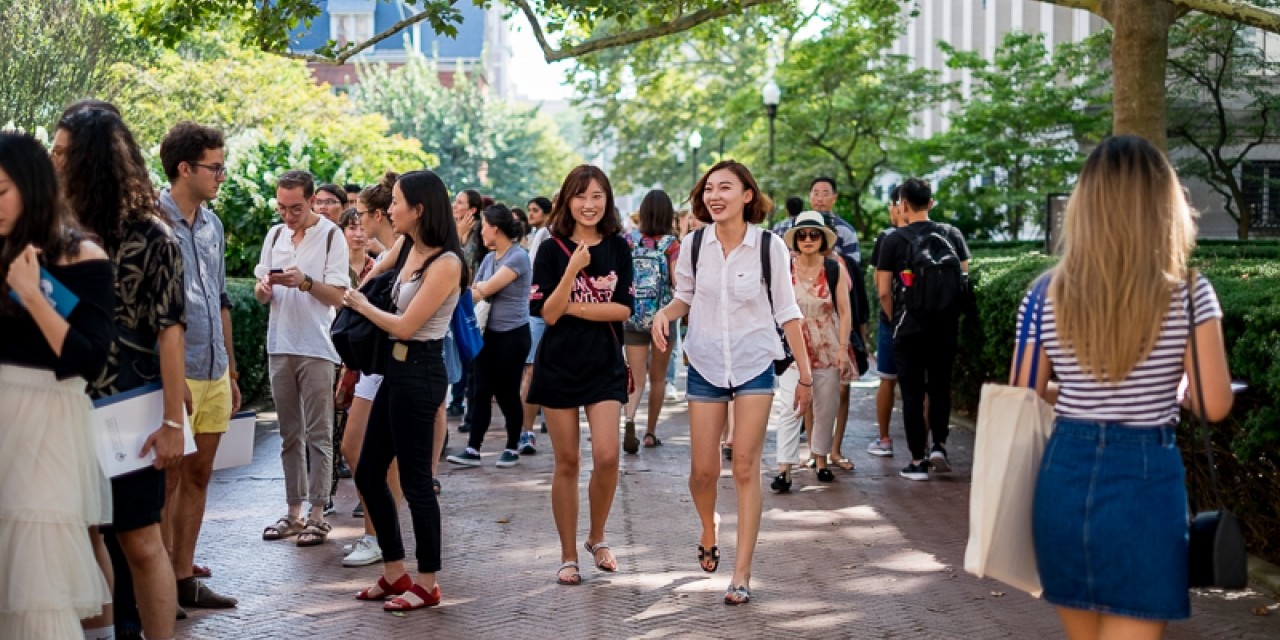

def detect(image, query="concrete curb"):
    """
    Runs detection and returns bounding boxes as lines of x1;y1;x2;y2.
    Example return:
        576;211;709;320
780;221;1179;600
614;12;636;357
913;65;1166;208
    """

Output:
1249;556;1280;597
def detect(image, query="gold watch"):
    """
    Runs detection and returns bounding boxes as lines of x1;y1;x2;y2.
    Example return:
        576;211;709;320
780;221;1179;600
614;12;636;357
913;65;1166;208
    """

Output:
299;275;314;292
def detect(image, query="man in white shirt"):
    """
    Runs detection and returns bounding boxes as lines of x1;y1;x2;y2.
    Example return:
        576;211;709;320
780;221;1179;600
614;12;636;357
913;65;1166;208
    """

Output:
253;170;350;545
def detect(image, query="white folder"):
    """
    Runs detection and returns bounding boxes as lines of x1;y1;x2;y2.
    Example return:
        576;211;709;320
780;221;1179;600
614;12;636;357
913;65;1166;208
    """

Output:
91;383;197;478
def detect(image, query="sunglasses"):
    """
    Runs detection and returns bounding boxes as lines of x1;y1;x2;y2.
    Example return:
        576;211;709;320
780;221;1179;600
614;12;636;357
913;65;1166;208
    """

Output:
795;229;825;242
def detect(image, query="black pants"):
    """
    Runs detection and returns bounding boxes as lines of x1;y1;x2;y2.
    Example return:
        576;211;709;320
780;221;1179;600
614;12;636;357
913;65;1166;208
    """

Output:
894;319;959;461
355;339;446;572
467;323;532;451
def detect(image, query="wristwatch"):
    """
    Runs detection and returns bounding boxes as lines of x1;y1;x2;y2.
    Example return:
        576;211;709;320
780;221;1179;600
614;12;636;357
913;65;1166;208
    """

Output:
299;275;314;292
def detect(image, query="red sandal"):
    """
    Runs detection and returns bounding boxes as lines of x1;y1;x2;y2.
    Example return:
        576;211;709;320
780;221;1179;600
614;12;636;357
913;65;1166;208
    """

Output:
355;573;412;601
384;583;442;611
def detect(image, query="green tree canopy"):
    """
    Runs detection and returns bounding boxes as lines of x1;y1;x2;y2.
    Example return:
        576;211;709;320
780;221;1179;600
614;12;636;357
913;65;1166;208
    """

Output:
351;54;580;203
1166;0;1280;239
903;31;1112;240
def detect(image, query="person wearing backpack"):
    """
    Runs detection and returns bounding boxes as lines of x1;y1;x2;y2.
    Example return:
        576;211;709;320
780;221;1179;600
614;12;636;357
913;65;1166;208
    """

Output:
873;178;970;481
651;161;812;605
621;190;681;454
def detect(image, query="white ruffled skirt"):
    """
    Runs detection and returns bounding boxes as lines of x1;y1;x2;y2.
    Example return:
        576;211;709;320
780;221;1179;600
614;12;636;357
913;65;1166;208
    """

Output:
0;365;112;639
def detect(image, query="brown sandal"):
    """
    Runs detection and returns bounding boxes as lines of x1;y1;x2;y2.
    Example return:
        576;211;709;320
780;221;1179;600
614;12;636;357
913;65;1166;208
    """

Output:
262;516;304;541
295;519;332;547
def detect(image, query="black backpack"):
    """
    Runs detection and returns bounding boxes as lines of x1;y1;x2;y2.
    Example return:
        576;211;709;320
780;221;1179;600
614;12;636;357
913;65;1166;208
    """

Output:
899;222;967;317
330;237;417;375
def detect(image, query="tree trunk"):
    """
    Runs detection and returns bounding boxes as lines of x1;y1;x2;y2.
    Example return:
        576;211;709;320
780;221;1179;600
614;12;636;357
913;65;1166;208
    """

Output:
1101;0;1177;150
1221;169;1254;240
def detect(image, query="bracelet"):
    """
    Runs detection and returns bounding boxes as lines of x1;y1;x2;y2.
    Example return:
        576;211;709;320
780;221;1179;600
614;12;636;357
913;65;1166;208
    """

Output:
797;380;814;388
161;419;183;430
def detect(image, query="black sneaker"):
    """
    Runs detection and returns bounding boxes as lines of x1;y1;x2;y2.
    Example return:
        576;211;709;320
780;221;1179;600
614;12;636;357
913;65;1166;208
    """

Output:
446;449;482;466
816;468;835;483
541;421;548;434
770;473;792;494
351;503;363;518
929;443;951;473
518;431;537;455
458;422;471;433
337;459;352;479
324;498;336;516
446;404;465;418
899;461;930;481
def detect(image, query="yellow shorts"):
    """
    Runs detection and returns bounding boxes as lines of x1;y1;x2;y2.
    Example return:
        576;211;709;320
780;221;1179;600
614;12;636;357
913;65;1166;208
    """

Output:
188;371;233;435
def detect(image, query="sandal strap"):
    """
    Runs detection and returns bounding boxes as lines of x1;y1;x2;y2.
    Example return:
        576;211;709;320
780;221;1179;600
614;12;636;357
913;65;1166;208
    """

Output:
584;540;610;553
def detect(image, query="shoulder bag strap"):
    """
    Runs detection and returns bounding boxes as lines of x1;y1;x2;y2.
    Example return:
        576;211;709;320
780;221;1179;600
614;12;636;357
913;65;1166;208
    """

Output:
1186;270;1226;510
759;228;775;313
689;227;705;282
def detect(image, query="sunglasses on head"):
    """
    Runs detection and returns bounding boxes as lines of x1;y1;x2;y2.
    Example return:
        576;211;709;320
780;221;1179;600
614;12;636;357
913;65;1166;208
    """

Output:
795;229;824;241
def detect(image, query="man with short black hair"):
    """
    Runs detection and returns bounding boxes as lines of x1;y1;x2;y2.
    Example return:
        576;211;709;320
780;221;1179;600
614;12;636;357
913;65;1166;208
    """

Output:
254;170;350;544
157;122;240;610
874;178;970;481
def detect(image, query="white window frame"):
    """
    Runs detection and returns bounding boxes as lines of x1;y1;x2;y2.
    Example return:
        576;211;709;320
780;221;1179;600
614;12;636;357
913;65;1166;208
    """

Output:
330;11;375;49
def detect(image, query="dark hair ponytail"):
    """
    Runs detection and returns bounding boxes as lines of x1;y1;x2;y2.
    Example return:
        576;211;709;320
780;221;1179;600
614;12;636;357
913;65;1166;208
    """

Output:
481;203;523;241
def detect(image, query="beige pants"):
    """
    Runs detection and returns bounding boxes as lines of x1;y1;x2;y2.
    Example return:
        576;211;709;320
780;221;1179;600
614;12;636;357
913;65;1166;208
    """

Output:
775;366;841;465
269;354;335;508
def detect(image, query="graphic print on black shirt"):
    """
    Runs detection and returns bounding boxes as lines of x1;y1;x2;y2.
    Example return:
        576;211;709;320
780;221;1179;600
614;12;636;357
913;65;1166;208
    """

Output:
526;234;634;408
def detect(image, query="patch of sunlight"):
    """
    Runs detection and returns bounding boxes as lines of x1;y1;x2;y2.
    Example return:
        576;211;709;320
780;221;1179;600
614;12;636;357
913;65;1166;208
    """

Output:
765;504;882;524
869;549;948;573
840;573;938;595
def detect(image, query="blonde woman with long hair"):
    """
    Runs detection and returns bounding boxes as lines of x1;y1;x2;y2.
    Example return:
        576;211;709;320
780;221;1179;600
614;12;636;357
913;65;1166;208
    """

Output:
1011;136;1233;640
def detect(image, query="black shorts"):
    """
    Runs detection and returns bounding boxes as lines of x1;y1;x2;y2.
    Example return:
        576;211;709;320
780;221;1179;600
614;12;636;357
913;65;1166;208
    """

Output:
103;466;166;533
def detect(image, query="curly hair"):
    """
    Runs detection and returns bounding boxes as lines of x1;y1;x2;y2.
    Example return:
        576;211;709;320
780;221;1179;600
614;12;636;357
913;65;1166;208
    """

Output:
56;107;163;251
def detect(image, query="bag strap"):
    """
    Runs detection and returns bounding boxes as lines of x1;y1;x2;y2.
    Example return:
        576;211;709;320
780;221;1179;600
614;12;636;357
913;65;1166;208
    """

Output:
689;227;706;281
1186;270;1227;510
1013;275;1050;389
760;228;775;313
552;236;624;349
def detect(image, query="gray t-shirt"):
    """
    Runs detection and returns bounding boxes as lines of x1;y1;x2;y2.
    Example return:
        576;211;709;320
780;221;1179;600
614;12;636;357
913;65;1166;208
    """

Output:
475;245;532;332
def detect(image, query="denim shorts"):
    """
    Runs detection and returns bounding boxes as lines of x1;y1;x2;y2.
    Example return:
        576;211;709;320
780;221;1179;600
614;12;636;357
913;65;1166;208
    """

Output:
686;365;775;402
1033;418;1190;620
875;318;896;379
526;317;546;365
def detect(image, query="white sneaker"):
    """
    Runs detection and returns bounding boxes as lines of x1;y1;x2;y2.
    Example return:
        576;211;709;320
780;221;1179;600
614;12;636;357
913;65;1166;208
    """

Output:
342;536;382;567
665;386;681;402
867;438;894;457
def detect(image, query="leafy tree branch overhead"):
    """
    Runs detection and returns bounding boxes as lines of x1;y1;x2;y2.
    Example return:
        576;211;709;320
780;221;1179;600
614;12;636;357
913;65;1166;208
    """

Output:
126;0;792;65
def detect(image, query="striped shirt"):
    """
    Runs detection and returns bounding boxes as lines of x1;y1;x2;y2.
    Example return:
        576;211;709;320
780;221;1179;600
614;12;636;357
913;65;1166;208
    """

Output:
1015;274;1221;425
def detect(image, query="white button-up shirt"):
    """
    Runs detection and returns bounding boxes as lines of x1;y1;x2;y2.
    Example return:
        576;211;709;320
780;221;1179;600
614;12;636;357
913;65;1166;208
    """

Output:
675;223;803;388
254;218;351;363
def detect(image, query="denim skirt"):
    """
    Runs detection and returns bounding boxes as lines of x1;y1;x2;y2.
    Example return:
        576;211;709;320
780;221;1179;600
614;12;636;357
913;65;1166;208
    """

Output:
1032;418;1190;620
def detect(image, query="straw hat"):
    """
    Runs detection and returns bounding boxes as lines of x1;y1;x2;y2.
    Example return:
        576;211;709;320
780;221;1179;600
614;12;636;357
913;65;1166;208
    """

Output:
783;211;837;249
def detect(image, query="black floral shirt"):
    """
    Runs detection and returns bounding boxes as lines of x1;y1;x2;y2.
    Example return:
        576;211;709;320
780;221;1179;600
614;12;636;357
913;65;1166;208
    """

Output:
88;216;186;399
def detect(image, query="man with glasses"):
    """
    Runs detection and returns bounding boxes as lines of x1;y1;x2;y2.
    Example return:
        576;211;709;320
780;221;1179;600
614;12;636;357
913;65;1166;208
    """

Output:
156;122;241;612
312;184;348;224
253;170;350;546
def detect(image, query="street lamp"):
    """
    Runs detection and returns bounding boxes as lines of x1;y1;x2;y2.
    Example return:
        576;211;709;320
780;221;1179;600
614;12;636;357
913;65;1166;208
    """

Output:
689;130;703;188
762;80;781;166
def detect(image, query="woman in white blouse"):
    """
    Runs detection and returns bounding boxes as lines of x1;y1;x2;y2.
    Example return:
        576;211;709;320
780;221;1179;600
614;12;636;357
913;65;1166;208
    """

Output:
652;161;812;605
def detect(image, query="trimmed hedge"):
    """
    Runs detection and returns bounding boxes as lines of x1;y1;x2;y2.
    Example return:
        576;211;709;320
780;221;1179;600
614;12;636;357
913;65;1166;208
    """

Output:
227;278;270;405
939;246;1280;563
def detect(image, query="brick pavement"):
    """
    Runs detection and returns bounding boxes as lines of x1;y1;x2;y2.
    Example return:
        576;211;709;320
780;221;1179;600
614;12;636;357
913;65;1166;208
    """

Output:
184;377;1278;639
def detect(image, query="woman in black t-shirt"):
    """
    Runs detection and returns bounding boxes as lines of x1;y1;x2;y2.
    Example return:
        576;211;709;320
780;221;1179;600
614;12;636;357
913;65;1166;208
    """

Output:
527;165;634;586
0;132;115;638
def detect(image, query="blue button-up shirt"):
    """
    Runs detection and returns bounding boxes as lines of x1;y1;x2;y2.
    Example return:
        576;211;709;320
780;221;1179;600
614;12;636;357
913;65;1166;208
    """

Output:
160;189;228;381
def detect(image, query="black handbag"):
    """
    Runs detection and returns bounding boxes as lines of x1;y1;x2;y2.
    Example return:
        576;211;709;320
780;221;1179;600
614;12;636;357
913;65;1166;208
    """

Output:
331;237;413;375
1185;272;1248;590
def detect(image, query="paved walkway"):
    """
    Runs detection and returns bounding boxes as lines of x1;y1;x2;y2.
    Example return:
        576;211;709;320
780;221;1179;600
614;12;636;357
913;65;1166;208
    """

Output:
185;377;1278;639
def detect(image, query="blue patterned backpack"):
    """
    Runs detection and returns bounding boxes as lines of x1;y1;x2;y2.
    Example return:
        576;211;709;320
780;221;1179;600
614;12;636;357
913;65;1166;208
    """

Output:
624;230;676;332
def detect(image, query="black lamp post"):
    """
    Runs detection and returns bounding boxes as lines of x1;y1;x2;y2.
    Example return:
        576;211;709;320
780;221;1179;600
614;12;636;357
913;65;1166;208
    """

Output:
689;130;703;189
763;80;781;166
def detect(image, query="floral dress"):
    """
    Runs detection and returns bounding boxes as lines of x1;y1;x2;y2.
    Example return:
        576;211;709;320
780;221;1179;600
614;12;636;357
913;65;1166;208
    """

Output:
793;265;844;374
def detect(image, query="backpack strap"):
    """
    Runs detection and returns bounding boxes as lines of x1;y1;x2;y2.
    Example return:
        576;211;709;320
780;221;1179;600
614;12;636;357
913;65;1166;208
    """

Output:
760;228;775;313
270;224;284;249
823;258;841;293
689;227;706;282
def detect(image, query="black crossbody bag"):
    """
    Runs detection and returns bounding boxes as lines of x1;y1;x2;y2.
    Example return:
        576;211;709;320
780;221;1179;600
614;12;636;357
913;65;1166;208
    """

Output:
1185;272;1248;590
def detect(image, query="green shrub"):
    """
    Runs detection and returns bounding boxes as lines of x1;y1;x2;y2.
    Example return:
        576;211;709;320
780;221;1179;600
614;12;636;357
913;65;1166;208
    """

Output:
952;247;1280;562
227;278;270;405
